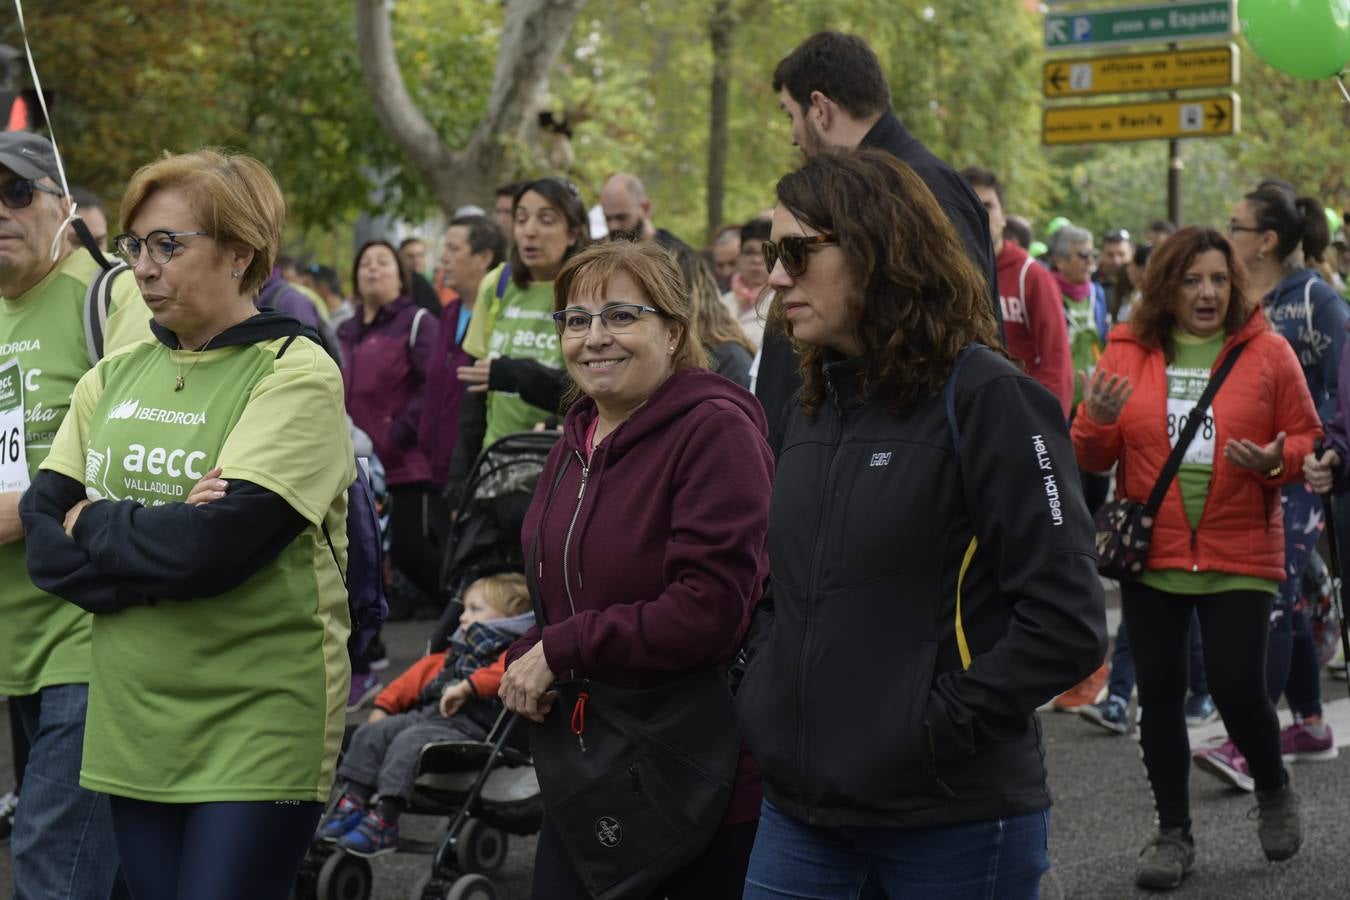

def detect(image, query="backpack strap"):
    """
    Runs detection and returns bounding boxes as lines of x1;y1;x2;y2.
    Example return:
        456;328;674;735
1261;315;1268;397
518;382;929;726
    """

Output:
1304;277;1316;336
83;262;130;363
1017;257;1038;365
408;307;429;351
944;344;985;454
496;263;512;300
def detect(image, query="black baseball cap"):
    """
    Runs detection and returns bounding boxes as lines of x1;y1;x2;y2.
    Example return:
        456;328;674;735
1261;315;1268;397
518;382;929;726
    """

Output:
0;132;61;184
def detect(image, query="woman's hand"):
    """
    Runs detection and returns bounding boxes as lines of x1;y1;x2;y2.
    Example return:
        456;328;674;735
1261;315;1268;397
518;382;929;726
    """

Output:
440;680;474;718
367;708;388;724
456;358;492;394
63;500;91;538
1082;368;1132;424
1224;432;1285;473
186;468;227;506
499;642;557;724
1304;448;1340;494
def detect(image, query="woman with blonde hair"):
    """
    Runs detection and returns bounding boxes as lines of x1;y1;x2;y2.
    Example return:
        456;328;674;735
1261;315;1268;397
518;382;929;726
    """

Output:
22;149;354;899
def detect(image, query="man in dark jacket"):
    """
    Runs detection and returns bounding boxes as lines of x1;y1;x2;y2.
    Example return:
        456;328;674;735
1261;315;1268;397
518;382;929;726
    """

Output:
756;31;1001;442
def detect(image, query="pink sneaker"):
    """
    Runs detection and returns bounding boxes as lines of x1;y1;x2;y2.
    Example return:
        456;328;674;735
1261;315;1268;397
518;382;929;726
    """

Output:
1280;722;1338;762
1192;738;1254;791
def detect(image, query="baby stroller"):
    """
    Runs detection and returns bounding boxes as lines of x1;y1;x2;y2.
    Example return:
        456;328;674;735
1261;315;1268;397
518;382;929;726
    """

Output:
292;711;539;900
428;430;561;653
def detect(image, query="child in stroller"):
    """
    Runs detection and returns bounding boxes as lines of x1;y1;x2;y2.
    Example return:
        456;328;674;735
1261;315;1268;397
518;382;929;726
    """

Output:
318;572;534;857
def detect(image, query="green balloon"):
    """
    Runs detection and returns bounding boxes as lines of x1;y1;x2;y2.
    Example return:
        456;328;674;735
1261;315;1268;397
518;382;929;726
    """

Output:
1028;241;1048;258
1240;0;1350;80
1045;216;1071;239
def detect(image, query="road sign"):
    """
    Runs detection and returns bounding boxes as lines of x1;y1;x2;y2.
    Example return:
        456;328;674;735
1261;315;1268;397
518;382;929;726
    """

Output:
1043;44;1238;98
1042;93;1239;145
1044;1;1233;51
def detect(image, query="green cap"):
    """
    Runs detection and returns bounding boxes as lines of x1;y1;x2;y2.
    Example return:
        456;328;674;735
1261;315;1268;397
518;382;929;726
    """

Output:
1028;240;1048;258
1327;207;1343;237
1045;216;1071;239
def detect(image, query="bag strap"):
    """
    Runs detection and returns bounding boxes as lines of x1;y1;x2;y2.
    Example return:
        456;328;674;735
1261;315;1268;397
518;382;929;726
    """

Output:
1143;341;1248;515
408;306;429;351
83;262;129;363
525;453;575;630
496;263;512;300
944;343;986;453
321;520;349;590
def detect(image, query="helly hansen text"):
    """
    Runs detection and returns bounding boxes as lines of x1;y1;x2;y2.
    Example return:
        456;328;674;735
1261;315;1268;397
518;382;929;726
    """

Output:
1032;434;1064;527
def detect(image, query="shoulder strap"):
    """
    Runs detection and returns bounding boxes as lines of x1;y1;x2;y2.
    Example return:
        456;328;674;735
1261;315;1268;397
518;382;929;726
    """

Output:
408;306;429;351
1304;277;1316;335
1144;341;1248;515
83;262;130;363
1018;257;1033;305
944;343;986;454
496;263;512;300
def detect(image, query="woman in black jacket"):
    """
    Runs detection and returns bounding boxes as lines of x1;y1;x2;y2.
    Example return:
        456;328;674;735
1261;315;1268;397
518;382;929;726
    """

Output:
735;148;1107;899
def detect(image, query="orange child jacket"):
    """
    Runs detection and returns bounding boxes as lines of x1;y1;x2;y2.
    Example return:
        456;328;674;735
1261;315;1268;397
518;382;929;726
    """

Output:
372;650;509;715
1072;311;1322;582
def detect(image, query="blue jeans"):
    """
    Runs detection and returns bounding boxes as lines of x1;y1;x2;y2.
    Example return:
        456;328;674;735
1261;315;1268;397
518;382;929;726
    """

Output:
11;684;120;900
743;800;1049;899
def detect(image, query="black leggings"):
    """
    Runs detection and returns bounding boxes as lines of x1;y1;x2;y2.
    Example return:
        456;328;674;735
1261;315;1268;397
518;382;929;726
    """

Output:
388;482;450;600
1121;582;1284;832
109;796;321;900
531;814;758;900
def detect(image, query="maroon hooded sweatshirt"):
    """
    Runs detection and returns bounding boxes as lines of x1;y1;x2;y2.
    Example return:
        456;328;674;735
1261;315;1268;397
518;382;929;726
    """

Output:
507;367;773;824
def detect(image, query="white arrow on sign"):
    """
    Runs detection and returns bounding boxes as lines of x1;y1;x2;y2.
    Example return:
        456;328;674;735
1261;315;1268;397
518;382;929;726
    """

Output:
1046;19;1068;44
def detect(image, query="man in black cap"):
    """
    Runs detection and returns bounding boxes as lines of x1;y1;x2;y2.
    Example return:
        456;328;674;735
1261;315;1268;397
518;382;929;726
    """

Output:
0;130;147;898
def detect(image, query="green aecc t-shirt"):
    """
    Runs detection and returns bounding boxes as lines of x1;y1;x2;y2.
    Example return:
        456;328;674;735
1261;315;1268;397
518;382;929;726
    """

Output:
1139;329;1278;596
40;334;355;802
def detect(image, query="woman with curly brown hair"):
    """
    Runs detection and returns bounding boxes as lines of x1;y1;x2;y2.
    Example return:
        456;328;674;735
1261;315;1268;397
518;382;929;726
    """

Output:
736;147;1107;898
1073;226;1320;891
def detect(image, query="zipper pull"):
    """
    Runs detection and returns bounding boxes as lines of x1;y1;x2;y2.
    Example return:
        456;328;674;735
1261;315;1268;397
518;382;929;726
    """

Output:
576;465;589;500
570;692;589;753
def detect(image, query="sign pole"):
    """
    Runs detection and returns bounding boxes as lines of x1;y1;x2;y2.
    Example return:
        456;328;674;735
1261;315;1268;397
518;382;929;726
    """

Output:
1166;4;1182;227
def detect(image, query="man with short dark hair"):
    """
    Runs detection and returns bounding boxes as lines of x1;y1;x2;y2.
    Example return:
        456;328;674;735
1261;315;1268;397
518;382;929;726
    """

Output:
1145;219;1176;248
963;166;1072;417
66;185;107;252
772;31;998;316
710;224;742;292
493;182;520;240
721;218;772;349
398;236;442;314
1098;228;1134;322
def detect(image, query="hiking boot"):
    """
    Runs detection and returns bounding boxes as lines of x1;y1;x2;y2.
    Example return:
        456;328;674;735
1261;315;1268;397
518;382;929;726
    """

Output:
317;795;367;842
1252;777;1302;862
1079;695;1131;734
337;812;400;858
1192;738;1254;791
346;672;381;713
1280;721;1338;762
1135;828;1195;890
1053;662;1108;712
1184;692;1218;727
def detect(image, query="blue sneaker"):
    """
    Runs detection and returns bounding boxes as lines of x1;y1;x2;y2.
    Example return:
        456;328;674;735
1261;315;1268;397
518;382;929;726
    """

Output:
337;812;400;858
1184;693;1218;727
317;796;366;842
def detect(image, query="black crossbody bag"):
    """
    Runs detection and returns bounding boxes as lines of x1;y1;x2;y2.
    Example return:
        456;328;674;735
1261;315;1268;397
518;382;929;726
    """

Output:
1094;341;1246;578
524;455;740;899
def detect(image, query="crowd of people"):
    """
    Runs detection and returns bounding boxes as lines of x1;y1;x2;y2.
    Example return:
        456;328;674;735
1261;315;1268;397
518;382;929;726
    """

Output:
1;24;1348;900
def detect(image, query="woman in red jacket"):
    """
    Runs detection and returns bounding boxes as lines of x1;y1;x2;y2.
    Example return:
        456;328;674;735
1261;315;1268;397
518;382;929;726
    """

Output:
1072;227;1321;892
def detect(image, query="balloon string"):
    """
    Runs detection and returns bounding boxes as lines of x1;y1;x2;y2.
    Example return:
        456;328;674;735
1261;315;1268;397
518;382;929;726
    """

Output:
1338;75;1350;106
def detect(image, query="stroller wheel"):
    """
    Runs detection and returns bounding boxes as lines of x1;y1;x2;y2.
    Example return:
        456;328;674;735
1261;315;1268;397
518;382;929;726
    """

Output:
446;874;496;900
454;819;508;875
315;851;372;900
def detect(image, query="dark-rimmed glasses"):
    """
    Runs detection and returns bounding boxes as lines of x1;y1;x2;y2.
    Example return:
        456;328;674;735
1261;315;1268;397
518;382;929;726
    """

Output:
552;303;661;336
762;234;837;277
0;179;63;210
112;230;209;265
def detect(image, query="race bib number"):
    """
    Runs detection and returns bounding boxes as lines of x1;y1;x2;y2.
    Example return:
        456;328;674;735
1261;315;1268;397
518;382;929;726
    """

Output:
0;358;30;492
1166;397;1216;464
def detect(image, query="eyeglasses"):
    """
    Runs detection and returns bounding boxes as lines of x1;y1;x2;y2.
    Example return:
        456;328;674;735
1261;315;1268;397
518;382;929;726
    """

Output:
0;179;63;210
1225;223;1264;235
112;230;209;265
762;234;837;277
1075;250;1096;261
552;303;661;336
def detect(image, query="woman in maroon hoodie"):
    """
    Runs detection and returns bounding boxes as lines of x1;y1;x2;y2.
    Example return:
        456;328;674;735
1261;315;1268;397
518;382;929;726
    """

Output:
500;241;773;898
338;240;440;617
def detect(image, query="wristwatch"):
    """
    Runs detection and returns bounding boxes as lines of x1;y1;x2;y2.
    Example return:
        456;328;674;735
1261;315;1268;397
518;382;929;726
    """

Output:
1265;460;1285;480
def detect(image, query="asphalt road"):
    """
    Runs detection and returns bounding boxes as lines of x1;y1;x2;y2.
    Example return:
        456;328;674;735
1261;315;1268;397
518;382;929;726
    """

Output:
5;603;1350;898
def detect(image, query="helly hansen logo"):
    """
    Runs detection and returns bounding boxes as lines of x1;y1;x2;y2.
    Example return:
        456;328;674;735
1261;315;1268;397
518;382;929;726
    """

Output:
1032;434;1064;527
869;452;892;467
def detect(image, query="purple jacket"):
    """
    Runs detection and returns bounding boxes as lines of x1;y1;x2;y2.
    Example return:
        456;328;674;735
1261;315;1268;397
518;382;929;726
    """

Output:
338;295;439;487
506;368;773;823
257;269;322;330
419;297;474;486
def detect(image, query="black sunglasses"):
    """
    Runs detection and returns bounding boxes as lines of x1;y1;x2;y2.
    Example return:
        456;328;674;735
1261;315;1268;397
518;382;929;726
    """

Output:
0;178;63;210
763;234;837;277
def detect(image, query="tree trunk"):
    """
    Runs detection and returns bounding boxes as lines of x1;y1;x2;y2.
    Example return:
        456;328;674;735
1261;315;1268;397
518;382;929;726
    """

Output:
354;0;585;217
706;0;735;239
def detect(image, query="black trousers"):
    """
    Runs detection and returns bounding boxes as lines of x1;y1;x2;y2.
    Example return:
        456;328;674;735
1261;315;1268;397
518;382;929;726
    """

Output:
531;814;757;900
1121;581;1285;832
388;482;450;602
